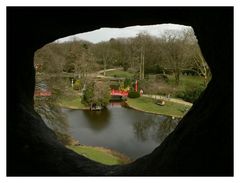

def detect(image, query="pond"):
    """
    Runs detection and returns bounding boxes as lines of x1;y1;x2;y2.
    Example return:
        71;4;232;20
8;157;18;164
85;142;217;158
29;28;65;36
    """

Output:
62;102;180;160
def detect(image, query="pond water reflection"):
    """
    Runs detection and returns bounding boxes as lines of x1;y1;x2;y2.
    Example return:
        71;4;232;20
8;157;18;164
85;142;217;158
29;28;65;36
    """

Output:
62;102;180;160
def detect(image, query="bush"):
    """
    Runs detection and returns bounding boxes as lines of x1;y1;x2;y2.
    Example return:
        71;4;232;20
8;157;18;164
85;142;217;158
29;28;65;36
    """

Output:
155;74;169;82
63;62;75;73
73;80;81;90
128;91;140;98
176;85;205;103
123;62;129;71
145;65;166;74
156;86;173;96
110;82;120;90
82;81;111;107
124;78;131;88
82;81;94;105
181;69;197;76
145;74;149;80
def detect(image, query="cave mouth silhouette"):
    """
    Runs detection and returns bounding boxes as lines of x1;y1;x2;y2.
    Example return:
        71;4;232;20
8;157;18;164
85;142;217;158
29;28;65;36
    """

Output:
33;24;211;161
7;7;233;176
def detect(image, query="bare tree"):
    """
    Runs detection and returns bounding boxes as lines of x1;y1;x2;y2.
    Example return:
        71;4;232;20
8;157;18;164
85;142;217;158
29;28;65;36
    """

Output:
93;42;116;76
34;43;65;74
192;45;211;85
131;32;154;80
161;29;196;85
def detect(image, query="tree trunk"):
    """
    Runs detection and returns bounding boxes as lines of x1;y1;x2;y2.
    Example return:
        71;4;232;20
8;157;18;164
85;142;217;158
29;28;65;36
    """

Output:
139;54;142;80
175;69;180;85
139;48;145;80
142;54;144;80
104;59;106;76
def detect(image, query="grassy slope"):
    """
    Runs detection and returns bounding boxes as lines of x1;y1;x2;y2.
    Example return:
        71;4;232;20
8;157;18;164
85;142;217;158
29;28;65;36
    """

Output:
67;145;130;165
168;75;205;92
126;96;190;118
58;95;88;109
107;70;205;97
106;70;134;78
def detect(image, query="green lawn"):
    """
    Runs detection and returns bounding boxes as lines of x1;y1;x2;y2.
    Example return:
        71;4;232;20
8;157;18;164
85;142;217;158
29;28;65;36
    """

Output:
168;75;205;91
106;70;134;78
67;145;130;165
126;97;190;118
58;95;88;109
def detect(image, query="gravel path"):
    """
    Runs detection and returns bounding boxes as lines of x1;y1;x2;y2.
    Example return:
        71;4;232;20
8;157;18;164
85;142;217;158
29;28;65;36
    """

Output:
142;94;193;106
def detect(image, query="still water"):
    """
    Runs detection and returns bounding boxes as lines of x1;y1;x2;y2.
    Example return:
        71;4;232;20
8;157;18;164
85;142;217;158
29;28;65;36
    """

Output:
62;102;179;160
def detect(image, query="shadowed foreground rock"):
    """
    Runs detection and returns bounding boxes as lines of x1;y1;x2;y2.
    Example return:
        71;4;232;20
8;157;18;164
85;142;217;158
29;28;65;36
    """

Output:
7;7;233;176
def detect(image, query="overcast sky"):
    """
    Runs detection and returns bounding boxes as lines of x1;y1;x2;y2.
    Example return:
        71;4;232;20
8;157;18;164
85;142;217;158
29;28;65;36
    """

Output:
55;23;192;44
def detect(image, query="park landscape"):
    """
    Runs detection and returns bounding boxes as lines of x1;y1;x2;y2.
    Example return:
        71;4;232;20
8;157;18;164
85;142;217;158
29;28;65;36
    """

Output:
33;25;211;165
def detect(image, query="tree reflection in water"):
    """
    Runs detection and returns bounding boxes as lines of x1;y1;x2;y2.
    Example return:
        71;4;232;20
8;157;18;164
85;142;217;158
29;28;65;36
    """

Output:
82;109;111;131
133;116;179;143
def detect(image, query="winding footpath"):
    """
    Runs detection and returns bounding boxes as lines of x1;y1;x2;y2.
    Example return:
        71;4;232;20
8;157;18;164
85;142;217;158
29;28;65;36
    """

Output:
142;94;193;106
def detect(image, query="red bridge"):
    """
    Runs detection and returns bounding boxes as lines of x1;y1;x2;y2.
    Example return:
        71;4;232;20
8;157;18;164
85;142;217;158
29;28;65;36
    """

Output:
34;90;52;97
111;89;128;97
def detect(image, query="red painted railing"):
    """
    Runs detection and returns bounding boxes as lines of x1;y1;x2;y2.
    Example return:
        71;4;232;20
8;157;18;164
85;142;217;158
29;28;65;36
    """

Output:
111;89;128;97
34;90;52;97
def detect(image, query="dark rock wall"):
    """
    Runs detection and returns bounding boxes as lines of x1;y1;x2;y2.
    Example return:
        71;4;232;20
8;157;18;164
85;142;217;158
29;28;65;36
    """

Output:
7;7;233;176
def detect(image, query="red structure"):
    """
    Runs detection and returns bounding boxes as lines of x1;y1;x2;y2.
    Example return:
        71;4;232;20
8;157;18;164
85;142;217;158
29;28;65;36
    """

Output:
34;90;52;97
111;89;128;97
135;80;138;92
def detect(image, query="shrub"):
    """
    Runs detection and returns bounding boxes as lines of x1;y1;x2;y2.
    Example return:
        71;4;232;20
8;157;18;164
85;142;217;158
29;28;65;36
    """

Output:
82;81;94;105
73;80;81;90
63;62;75;73
156;85;173;96
110;82;120;90
155;74;169;82
128;91;140;98
145;65;165;74
145;74;149;80
82;81;111;107
176;85;205;103
124;78;131;88
123;62;129;71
